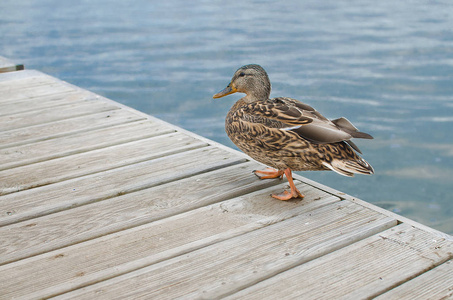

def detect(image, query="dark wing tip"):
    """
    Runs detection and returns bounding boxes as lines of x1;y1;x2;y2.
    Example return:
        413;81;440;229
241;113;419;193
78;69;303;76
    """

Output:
345;140;363;154
352;131;374;139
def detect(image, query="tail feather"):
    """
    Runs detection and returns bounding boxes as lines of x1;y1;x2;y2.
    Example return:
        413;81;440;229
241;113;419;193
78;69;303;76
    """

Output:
323;157;374;177
345;140;362;154
351;131;374;140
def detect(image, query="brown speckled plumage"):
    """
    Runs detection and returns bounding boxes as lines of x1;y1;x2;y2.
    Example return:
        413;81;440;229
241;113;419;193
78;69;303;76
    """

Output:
213;64;374;200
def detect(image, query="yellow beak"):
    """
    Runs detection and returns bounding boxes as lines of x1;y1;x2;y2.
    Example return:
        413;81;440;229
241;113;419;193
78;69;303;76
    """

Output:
213;83;237;99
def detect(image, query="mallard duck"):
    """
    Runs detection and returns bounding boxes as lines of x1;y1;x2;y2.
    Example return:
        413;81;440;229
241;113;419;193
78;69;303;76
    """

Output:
213;64;374;201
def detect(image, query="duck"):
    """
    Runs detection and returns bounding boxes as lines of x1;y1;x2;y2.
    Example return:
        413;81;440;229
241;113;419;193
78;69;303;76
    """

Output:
213;64;374;201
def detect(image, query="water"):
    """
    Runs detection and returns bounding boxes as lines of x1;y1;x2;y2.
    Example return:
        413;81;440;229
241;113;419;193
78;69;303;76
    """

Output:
1;0;452;234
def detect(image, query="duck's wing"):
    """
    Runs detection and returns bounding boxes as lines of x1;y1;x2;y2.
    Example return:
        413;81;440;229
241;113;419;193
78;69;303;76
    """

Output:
241;97;373;153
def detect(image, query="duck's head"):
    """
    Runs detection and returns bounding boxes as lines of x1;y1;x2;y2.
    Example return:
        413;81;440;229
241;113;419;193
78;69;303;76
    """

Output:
213;64;271;103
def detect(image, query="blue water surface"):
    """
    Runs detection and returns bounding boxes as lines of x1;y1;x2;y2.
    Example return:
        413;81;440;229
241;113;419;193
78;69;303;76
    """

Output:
1;0;452;233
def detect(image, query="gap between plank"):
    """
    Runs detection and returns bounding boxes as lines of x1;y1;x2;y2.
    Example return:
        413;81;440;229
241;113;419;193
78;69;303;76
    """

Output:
0;90;95;117
0;162;286;267
370;254;453;299
0;122;177;172
0;147;249;227
9;182;338;299
0;133;203;196
218;217;398;299
0;113;148;150
49;205;396;299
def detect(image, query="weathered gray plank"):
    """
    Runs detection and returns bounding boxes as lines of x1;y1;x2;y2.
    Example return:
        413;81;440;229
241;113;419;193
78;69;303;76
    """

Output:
226;224;453;300
49;201;396;300
299;175;453;241
0;120;171;171
0;146;246;226
0;76;47;89
375;260;453;300
0;76;61;91
0;90;93;116
0;69;52;84
0;131;204;194
0;78;76;102
0;161;276;264
0;67;450;300
0;99;119;131
0;73;49;88
0;162;326;265
0;179;337;299
0;109;145;149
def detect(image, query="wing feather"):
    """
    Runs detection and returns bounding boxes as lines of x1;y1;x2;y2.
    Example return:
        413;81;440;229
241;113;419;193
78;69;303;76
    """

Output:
239;97;373;153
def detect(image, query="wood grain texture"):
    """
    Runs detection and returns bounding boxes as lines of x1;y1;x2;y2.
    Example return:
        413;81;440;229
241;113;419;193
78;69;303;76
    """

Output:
0;179;338;299
0;68;451;300
0;131;204;194
0;120;174;171
0;109;145;149
0;99;120;132
0;77;76;101
0;121;173;170
226;224;453;300
0;161;277;264
375;260;453;300
52;202;396;300
0;89;93;116
0;72;48;86
0;146;246;226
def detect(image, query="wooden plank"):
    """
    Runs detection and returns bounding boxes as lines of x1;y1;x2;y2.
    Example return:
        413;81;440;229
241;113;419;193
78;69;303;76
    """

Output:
0;78;76;102
0;109;146;149
0;146;246;226
0;68;450;300
0;90;92;116
0;179;338;299
0;81;76;101
0;75;57;90
0;162;318;265
0;76;62;91
226;224;453;300
0;72;47;85
0;161;275;264
299;175;453;240
375;260;453;300
48;202;396;300
0;69;51;84
0;120;172;171
0;98;119;131
0;75;49;89
0;131;203;194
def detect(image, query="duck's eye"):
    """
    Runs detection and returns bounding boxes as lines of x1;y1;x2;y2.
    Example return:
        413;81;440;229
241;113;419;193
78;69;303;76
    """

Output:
238;72;246;77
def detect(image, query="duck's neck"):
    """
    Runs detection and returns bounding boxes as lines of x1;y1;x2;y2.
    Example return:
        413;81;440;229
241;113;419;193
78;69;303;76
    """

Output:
242;82;271;103
242;93;267;103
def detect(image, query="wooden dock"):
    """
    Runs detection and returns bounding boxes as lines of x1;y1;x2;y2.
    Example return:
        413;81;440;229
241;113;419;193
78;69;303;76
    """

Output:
0;66;452;299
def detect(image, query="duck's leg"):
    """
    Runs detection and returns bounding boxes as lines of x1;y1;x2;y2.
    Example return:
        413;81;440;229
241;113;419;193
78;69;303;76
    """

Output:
271;168;304;201
253;168;284;179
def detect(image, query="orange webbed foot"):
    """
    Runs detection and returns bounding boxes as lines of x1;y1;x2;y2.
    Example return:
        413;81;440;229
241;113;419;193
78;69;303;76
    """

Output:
271;188;304;201
271;168;305;201
253;168;284;180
